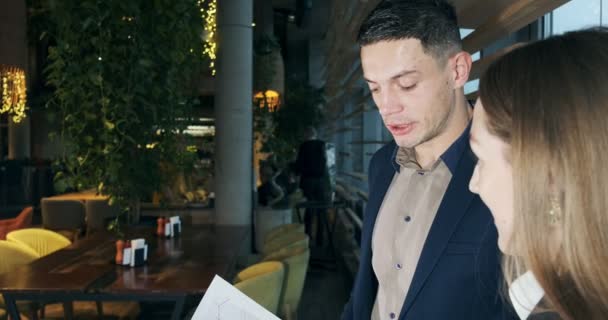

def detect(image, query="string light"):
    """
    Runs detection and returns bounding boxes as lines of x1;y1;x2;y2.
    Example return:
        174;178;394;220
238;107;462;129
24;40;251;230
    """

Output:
0;65;27;123
198;0;217;76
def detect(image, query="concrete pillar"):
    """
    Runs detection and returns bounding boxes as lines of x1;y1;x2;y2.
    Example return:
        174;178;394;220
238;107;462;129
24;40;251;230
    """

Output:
214;0;254;226
0;0;29;160
0;0;27;67
8;117;30;159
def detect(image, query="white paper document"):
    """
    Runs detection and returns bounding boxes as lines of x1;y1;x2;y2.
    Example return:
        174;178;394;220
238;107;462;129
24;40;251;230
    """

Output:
191;275;281;320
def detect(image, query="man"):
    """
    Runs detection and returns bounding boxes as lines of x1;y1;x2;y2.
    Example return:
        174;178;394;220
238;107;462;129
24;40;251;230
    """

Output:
342;1;515;319
295;127;332;245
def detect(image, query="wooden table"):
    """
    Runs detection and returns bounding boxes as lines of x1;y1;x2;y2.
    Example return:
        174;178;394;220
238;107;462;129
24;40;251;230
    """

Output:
0;225;249;320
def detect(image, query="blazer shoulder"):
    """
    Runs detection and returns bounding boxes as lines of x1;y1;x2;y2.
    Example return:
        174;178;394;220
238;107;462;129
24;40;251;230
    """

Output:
369;140;397;168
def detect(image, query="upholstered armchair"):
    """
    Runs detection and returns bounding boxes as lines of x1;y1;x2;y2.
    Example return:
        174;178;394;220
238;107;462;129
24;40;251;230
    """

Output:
0;206;33;240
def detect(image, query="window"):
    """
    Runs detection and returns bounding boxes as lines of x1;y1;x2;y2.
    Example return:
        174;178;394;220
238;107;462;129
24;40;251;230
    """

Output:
460;29;481;95
547;0;603;36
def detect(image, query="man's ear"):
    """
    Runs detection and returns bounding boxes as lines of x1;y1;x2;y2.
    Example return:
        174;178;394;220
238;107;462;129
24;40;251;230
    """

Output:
451;51;472;89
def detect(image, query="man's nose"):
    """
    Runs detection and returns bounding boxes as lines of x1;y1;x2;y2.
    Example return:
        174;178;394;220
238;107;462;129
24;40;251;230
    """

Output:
376;90;403;116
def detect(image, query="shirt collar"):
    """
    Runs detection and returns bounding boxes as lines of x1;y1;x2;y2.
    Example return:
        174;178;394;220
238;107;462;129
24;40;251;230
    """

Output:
440;122;471;174
391;122;471;174
509;271;545;319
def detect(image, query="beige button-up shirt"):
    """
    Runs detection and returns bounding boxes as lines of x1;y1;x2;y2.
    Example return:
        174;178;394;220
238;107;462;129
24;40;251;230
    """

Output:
371;147;453;320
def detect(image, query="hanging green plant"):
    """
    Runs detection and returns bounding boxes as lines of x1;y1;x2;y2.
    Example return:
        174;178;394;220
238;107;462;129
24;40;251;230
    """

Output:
261;81;325;167
44;0;204;230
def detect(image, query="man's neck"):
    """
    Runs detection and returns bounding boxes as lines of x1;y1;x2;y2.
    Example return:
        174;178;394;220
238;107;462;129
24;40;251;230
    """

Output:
414;94;472;169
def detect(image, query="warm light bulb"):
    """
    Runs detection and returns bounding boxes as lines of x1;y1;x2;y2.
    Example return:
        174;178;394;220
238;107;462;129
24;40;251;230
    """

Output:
199;0;217;76
0;66;27;122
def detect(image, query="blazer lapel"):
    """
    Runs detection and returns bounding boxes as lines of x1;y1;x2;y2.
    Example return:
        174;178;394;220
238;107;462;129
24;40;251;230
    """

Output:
363;142;399;244
355;143;398;319
399;149;476;316
365;162;397;232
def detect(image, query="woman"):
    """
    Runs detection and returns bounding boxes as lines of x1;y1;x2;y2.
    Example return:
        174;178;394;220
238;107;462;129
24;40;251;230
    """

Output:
468;28;608;319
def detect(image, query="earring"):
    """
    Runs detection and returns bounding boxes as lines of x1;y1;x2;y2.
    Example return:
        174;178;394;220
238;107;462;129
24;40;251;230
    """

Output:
548;196;561;224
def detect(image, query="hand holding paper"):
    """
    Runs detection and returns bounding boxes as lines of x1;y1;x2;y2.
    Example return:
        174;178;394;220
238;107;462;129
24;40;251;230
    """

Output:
191;275;281;320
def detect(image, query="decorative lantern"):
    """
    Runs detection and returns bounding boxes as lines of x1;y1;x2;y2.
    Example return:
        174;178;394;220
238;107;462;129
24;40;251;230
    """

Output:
0;65;27;123
254;89;281;112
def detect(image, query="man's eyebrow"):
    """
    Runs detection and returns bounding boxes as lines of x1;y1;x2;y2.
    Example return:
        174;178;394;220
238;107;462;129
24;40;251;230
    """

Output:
390;69;418;80
364;69;419;84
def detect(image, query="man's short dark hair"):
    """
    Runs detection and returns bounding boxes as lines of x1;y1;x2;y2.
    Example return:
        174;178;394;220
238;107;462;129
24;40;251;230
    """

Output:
357;0;462;60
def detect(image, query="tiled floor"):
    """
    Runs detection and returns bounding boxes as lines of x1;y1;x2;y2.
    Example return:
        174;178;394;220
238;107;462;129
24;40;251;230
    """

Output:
298;247;353;320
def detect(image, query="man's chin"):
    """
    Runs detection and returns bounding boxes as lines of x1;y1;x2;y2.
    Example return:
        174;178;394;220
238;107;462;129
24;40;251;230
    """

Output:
394;136;419;149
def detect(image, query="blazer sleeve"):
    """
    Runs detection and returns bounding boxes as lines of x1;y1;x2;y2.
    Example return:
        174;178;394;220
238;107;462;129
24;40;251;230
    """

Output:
341;295;355;320
474;220;519;320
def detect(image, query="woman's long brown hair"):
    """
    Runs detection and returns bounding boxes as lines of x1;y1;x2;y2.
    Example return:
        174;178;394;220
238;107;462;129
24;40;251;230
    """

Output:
479;28;608;319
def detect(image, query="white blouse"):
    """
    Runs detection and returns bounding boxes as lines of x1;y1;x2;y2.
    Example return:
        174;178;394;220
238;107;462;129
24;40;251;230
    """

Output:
508;271;545;319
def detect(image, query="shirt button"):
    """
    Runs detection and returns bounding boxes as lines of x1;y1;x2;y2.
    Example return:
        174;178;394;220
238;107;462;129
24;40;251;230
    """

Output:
417;171;425;176
395;263;402;270
404;216;411;222
390;312;396;319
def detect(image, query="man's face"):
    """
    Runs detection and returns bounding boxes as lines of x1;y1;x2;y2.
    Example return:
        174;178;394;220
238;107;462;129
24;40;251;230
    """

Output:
361;38;457;149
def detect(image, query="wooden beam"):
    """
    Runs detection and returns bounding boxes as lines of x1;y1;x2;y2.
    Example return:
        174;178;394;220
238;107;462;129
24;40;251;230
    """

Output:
323;1;382;106
326;11;356;69
342;63;363;90
463;0;570;53
326;47;360;88
325;1;378;89
345;0;381;38
469;42;526;81
324;1;350;63
455;0;514;29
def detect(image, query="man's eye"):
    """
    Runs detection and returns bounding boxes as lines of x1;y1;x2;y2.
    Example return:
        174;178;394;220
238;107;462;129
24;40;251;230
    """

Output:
400;84;417;91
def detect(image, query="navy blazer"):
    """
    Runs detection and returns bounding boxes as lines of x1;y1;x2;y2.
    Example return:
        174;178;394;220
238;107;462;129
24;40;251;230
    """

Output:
342;140;516;320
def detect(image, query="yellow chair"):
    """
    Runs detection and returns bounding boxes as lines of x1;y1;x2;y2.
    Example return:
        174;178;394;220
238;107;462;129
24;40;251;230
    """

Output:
0;240;38;269
262;232;309;256
0;240;40;320
6;228;71;258
4;232;139;319
233;261;285;315
263;246;310;320
264;223;305;245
